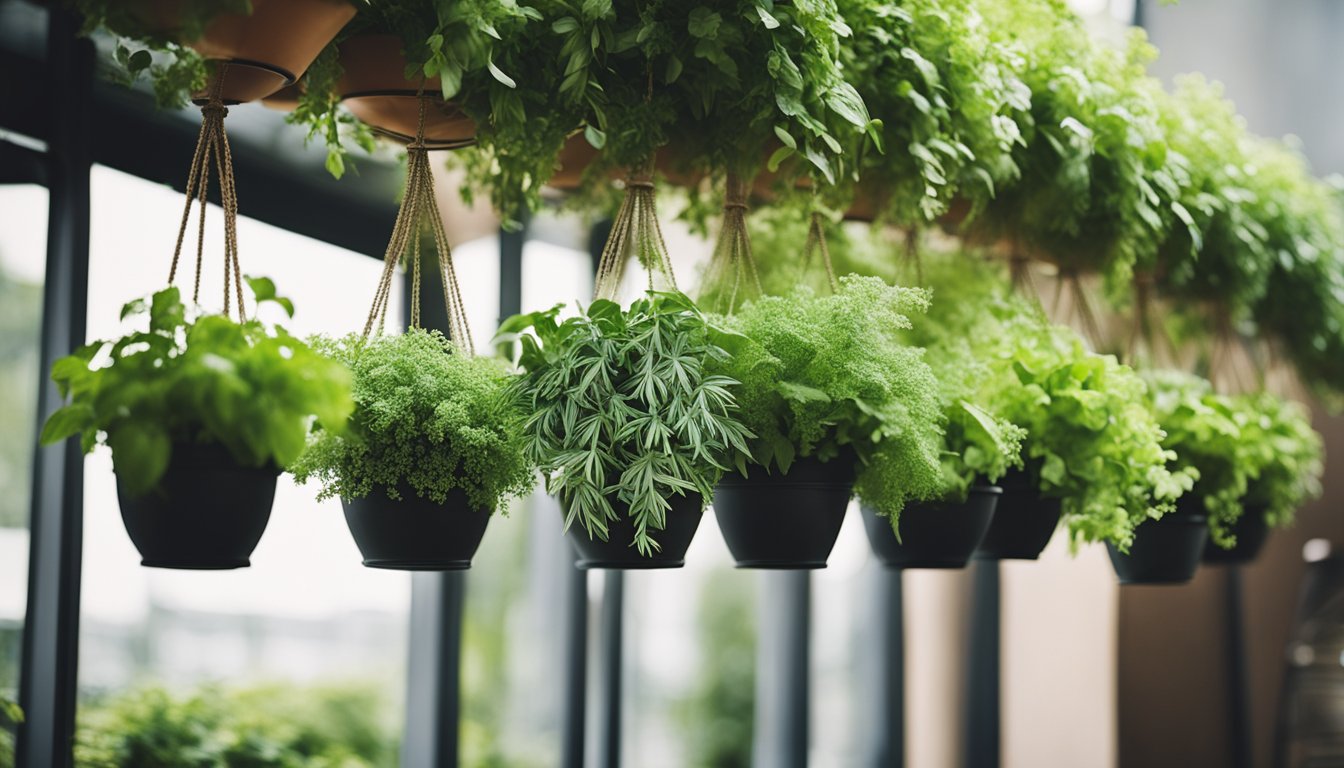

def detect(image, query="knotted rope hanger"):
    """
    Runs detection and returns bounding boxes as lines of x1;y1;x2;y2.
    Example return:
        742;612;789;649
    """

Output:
363;95;474;353
593;159;678;301
703;174;763;314
799;209;840;294
167;63;246;322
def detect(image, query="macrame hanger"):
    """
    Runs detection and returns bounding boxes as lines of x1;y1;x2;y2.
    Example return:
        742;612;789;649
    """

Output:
1124;272;1178;369
1206;305;1261;395
167;62;246;323
901;228;924;286
1007;240;1039;301
1051;267;1104;351
703;173;763;314
592;156;678;302
362;88;474;354
799;208;839;294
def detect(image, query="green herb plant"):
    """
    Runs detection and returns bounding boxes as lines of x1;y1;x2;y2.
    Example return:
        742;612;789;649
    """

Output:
40;279;353;495
499;291;753;555
1234;390;1325;529
291;329;534;511
708;275;945;520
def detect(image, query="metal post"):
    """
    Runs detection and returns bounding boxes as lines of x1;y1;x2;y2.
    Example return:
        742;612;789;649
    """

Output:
403;573;465;768
965;560;1000;768
597;571;624;768
1225;568;1252;768
753;571;810;768
16;10;91;768
561;559;588;768
872;569;905;768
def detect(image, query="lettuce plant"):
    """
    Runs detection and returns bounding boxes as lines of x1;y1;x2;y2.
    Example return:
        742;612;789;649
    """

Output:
1234;390;1325;529
41;280;353;495
708;275;945;519
499;292;753;555
290;330;535;511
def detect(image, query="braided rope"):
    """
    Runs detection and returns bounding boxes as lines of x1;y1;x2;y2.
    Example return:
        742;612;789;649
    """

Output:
593;166;677;301
703;174;763;314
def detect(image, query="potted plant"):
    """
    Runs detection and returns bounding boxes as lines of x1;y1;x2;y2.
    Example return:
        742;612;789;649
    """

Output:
499;291;753;568
41;280;352;568
290;330;535;569
1205;390;1325;564
707;275;945;569
74;0;357;105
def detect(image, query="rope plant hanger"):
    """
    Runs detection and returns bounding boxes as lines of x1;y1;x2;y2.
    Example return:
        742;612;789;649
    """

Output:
592;158;679;302
701;173;763;314
363;95;473;351
168;63;247;321
798;208;840;294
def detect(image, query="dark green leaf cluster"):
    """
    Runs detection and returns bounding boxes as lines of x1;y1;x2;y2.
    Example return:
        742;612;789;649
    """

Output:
500;291;753;555
290;329;535;511
75;682;396;768
708;275;945;518
840;0;1030;224
40;280;353;496
1144;371;1325;545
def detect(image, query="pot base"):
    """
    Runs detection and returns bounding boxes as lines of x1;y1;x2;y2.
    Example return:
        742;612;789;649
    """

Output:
566;493;704;570
342;485;491;571
863;486;1001;570
974;471;1060;560
1107;506;1209;585
360;558;473;571
713;456;856;570
139;558;250;570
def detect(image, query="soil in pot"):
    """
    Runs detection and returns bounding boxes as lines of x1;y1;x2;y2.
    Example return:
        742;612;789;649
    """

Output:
1202;504;1271;566
713;454;856;569
974;469;1062;560
863;485;1001;569
116;441;279;569
565;493;704;569
135;0;357;103
1107;499;1210;585
337;35;476;149
342;483;492;570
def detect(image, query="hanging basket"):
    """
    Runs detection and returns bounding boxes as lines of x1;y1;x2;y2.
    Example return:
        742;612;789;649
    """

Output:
342;485;491;570
135;0;356;104
1202;505;1272;566
974;469;1062;560
117;442;279;569
1107;498;1209;585
565;493;705;569
862;485;1001;570
713;455;855;569
336;35;475;149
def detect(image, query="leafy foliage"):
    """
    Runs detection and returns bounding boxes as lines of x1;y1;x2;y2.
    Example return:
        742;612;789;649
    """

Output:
499;292;752;555
1145;371;1325;545
0;696;20;768
708;275;945;519
290;330;535;511
75;682;397;768
41;281;353;496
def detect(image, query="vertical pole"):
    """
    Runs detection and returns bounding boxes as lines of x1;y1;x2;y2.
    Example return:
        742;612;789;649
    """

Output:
16;10;92;768
560;560;587;768
597;571;624;768
1225;568;1252;768
403;573;465;768
965;560;1001;768
872;569;905;768
753;571;810;768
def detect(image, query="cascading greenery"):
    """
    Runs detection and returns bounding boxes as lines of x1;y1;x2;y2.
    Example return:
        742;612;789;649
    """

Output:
290;329;535;511
499;291;753;555
1143;371;1325;546
707;275;945;520
40;280;353;496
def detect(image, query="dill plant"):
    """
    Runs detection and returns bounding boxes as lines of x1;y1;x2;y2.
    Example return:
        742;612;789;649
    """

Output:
291;330;535;512
709;275;946;519
499;292;753;555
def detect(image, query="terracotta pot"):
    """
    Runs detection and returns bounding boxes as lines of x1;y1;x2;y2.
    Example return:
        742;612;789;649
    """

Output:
546;134;704;192
136;0;356;104
260;83;302;113
337;34;475;150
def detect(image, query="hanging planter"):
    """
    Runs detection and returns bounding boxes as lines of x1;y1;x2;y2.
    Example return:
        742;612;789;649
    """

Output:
975;470;1062;560
41;94;353;569
1201;506;1270;566
337;34;475;149
117;442;279;569
714;455;857;569
566;494;705;569
862;486;1001;570
1107;501;1209;585
291;104;534;570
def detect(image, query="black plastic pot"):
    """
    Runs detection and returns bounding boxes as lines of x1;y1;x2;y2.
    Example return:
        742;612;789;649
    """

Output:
713;455;856;569
116;442;279;569
1107;500;1210;585
566;493;704;569
1201;504;1271;566
974;470;1062;560
863;486;1001;569
342;484;491;570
